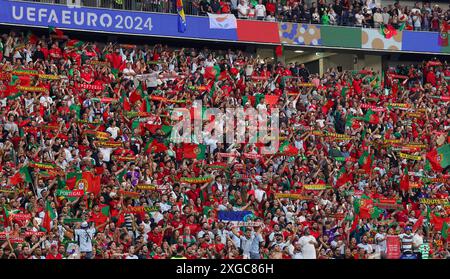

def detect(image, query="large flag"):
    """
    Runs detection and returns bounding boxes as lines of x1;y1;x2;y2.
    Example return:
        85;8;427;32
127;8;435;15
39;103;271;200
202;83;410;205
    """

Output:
208;13;237;29
177;0;187;33
426;144;450;172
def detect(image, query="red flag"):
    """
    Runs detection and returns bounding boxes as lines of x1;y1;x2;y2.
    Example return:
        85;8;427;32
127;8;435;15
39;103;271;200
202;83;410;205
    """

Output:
265;95;279;106
336;171;352;188
275;45;283;57
322;99;335;114
426;148;444;172
146;139;168;154
123;97;131;111
129;90;142;104
350;214;359;232
400;168;410;192
413;215;424;232
82;171;101;196
9;172;24;185
42;210;51;232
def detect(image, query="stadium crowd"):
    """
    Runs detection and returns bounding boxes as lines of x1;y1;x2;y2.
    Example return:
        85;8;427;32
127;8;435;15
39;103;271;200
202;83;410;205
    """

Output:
0;29;449;260
29;0;450;31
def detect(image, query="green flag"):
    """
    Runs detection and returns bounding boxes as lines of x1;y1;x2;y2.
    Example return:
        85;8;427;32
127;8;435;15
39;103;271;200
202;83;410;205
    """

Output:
341;86;348;98
101;206;110;217
19;166;33;184
370;206;384;219
442;222;449;240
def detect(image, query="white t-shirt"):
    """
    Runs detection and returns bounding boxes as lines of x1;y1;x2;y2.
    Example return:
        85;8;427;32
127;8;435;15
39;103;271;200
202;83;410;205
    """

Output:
238;4;249;18
126;255;139;259
74;228;96;252
357;242;374;254
98;147;113;162
106;126;120;139
255;4;266;17
355;13;364;25
39;96;53;108
298;235;317;259
375;232;387;252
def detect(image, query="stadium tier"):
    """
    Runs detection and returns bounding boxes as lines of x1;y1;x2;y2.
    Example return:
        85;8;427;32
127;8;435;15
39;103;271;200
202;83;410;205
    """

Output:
0;0;449;262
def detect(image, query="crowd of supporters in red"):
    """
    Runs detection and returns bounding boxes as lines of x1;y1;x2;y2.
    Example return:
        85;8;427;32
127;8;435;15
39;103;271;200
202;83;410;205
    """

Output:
0;29;449;259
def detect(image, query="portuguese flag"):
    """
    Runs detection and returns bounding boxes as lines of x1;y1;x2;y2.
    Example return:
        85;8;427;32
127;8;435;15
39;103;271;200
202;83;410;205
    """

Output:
66;171;101;196
42;201;56;232
425;144;450;172
363;109;380;124
67;39;84;48
48;26;64;37
204;65;221;80
358;151;374;174
380;24;397;39
182;143;206;159
336;167;351;187
144;139;168;154
354;195;382;219
279;141;298;156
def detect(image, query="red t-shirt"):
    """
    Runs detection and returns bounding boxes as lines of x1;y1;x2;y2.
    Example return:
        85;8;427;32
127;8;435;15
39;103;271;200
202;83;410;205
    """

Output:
46;253;63;260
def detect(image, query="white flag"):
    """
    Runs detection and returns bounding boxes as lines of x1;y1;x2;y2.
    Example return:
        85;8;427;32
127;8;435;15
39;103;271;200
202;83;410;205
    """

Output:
208;13;237;29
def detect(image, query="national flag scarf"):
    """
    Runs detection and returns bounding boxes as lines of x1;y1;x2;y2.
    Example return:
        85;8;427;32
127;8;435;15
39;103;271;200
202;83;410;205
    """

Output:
180;176;213;184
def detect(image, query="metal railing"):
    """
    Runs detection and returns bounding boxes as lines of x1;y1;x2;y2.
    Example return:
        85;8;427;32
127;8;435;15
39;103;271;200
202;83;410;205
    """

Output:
11;0;447;32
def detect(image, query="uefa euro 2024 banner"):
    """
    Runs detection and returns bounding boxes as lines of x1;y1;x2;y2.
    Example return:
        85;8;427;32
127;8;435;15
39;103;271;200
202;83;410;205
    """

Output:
0;0;238;40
